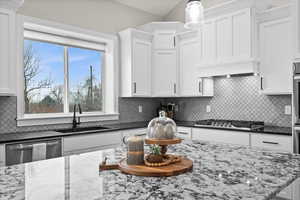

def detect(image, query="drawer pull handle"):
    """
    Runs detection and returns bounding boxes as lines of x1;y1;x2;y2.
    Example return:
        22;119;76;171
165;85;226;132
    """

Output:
135;133;146;136
178;132;189;135
262;141;279;145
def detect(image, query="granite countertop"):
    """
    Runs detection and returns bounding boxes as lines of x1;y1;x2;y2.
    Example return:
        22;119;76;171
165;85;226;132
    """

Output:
0;121;292;144
1;140;300;200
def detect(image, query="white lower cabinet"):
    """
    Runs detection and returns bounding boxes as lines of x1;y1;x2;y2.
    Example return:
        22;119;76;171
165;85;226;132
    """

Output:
63;131;121;155
177;127;192;139
251;133;292;152
192;128;250;146
190;127;292;153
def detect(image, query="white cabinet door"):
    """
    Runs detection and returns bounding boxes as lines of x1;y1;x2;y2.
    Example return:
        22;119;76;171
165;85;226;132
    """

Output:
152;50;177;97
179;37;202;96
259;18;293;94
202;21;216;65
153;31;175;50
294;0;300;59
0;8;15;96
216;16;232;62
192;128;250;146
63;131;121;155
132;38;151;96
119;29;153;97
251;133;292;152
232;9;251;59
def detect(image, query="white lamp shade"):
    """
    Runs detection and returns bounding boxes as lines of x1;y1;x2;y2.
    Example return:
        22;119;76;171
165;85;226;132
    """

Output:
185;0;204;29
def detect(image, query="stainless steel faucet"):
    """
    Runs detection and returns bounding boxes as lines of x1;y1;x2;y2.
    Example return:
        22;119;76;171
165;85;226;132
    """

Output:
72;104;82;129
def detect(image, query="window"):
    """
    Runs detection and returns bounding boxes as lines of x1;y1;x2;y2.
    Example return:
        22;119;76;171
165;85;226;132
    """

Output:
17;17;119;126
23;40;104;114
68;47;103;112
24;40;65;114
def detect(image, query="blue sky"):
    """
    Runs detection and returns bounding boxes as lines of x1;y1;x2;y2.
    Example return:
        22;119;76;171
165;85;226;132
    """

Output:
24;39;103;100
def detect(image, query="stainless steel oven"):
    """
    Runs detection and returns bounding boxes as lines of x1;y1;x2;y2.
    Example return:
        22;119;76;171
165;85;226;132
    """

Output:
293;63;300;125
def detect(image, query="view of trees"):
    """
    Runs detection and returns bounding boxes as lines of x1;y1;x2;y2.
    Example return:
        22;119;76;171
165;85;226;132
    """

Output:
24;40;102;114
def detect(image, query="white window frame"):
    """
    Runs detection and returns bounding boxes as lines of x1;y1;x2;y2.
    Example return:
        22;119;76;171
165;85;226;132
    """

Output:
16;16;119;126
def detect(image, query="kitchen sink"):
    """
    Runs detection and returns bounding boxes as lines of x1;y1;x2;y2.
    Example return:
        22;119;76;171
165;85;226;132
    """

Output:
57;126;111;133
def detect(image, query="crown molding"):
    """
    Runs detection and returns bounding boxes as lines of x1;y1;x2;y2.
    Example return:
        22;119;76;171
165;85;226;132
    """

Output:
0;0;24;11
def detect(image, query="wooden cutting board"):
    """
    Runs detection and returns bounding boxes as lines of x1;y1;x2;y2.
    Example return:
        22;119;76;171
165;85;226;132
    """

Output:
118;157;193;177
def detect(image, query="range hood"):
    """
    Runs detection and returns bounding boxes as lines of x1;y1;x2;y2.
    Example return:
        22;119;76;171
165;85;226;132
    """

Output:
198;59;259;77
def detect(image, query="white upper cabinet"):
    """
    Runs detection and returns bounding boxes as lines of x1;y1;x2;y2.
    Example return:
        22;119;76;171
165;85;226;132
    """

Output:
152;50;177;97
293;0;300;59
153;30;176;50
259;17;293;95
0;8;16;96
232;9;251;60
199;8;257;77
119;29;152;97
178;31;214;97
216;16;232;63
202;20;216;66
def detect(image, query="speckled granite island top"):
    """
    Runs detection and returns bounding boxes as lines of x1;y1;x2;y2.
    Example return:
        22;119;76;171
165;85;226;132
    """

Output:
1;140;300;200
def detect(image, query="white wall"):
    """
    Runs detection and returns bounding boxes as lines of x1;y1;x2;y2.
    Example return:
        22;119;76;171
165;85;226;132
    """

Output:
18;0;162;34
164;0;290;22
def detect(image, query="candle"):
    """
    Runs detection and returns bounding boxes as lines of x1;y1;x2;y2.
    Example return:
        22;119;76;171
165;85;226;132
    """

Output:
126;136;144;165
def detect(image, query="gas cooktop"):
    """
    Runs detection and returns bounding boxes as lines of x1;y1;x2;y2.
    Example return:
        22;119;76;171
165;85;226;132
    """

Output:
194;119;265;131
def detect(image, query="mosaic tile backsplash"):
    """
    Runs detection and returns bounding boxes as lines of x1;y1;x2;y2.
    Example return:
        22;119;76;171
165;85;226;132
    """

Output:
0;75;292;134
167;75;292;127
0;97;160;134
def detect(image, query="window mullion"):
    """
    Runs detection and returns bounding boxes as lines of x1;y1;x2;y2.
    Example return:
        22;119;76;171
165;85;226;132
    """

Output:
64;46;69;113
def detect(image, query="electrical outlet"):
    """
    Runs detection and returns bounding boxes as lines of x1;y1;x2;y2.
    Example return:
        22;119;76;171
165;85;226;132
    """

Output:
138;105;143;113
284;105;291;115
206;105;211;113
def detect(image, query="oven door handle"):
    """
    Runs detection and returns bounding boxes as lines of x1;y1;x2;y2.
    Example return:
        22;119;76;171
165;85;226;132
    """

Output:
12;144;33;151
47;141;60;147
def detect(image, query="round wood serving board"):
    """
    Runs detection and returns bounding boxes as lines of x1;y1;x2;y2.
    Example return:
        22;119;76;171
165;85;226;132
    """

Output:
118;157;193;177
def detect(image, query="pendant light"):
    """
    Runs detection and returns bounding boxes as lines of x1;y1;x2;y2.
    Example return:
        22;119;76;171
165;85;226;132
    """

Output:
185;0;204;29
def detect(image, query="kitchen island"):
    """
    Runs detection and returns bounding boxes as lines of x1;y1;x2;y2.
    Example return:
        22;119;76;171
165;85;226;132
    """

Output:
1;140;300;200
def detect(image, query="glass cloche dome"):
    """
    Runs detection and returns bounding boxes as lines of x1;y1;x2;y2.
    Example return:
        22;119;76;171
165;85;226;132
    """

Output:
147;111;177;139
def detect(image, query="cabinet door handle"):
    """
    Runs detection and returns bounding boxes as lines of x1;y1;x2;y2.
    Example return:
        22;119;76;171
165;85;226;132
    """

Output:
133;82;137;94
262;141;279;145
173;37;176;47
135;133;147;136
199;80;202;94
260;77;263;90
174;83;177;94
178;132;189;135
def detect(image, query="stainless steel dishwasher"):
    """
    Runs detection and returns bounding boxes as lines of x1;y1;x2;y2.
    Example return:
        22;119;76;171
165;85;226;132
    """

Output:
5;138;62;166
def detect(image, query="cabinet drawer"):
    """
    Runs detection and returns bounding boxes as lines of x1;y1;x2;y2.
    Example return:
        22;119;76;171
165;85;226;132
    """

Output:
192;128;250;146
251;134;292;152
177;127;192;139
63;131;121;154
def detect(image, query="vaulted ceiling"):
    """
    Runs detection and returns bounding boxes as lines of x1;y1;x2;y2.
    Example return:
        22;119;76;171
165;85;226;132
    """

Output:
112;0;184;17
